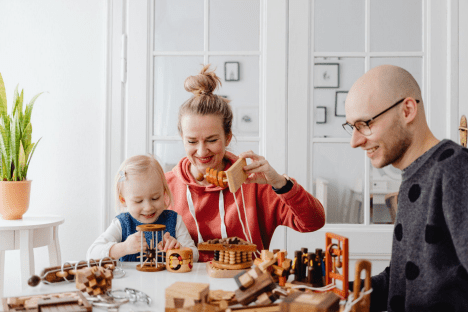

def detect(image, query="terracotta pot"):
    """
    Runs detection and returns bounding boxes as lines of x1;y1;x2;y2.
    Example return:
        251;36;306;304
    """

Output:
0;180;32;220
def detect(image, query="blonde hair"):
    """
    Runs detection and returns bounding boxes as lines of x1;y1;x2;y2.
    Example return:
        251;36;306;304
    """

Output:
114;155;173;213
177;64;233;137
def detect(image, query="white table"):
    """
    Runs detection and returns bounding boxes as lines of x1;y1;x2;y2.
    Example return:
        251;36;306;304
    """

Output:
0;215;64;298
5;263;238;312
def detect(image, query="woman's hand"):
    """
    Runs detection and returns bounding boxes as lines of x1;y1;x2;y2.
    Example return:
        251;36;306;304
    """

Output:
238;150;287;189
124;232;149;255
158;232;181;252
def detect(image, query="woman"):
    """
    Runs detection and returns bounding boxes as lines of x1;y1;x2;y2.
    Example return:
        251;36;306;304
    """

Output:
166;64;325;261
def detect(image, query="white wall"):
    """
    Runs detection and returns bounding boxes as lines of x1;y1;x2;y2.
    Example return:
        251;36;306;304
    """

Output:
0;0;107;294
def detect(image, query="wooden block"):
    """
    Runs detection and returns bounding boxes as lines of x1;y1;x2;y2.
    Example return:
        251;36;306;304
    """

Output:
225;158;248;193
261;250;274;261
280;292;340;312
256;291;278;306
258;254;278;272
224;304;280;312
166;282;210;309
234;267;277;306
236;272;254;290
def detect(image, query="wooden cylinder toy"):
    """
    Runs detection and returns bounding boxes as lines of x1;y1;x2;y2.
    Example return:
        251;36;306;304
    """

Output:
166;247;193;273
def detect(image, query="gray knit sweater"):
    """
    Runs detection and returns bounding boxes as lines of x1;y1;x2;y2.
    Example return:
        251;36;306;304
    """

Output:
366;139;468;312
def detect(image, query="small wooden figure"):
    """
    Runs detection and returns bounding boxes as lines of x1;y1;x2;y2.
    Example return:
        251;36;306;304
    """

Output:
75;266;113;296
166;247;194;273
165;281;210;310
254;250;291;286
2;291;92;312
280;292;340;312
200;158;248;193
325;232;349;300
136;224;166;272
199;237;256;278
234;267;278;306
351;260;372;312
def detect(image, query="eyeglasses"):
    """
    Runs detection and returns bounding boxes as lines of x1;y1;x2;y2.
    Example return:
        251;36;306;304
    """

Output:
342;98;420;136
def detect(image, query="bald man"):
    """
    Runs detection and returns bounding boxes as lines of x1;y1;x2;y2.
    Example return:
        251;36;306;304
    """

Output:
344;65;468;312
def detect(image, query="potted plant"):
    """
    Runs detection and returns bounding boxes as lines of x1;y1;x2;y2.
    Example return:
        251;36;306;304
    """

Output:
0;72;42;220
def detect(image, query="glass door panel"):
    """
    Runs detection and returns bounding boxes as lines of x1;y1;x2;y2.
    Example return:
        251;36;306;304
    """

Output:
313;57;365;138
313;143;364;224
153;56;204;136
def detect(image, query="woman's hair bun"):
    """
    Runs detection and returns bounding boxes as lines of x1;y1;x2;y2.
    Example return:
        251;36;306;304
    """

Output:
184;64;221;96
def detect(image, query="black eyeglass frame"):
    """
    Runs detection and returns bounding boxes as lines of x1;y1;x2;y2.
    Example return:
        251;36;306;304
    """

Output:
342;98;420;136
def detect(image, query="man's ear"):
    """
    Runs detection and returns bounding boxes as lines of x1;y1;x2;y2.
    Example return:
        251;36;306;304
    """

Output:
119;194;127;207
402;97;418;123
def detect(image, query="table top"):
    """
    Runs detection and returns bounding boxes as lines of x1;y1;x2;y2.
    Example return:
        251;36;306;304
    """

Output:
3;262;239;312
0;215;64;230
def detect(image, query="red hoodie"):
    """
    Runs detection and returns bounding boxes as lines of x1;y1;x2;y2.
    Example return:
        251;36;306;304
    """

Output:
165;152;325;262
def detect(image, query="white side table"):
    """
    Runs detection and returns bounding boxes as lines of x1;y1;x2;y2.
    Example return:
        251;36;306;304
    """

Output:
0;215;64;297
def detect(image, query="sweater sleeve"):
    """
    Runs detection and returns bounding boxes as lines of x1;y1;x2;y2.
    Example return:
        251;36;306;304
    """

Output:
86;218;122;260
175;214;199;262
442;155;468;271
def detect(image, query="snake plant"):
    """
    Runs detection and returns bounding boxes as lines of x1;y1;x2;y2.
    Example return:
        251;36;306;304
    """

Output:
0;72;41;181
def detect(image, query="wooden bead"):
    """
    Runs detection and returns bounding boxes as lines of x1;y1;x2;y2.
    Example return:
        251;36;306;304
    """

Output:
56;271;68;278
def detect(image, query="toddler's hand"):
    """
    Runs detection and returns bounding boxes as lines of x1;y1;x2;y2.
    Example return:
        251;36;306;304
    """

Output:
124;232;148;255
158;232;181;252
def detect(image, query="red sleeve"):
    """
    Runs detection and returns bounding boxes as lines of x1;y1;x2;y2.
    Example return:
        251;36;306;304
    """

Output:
256;178;325;249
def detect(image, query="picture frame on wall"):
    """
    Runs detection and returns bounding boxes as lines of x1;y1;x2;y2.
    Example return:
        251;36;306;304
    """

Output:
316;106;327;124
225;62;240;81
335;91;348;117
314;63;339;88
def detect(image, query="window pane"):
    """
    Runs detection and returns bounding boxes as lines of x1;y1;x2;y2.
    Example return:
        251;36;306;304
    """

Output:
370;0;422;52
313;143;364;224
370;57;423;89
371;166;402;224
313;57;365;138
228;141;259;157
209;56;260;137
153;56;204;136
314;0;365;52
153;141;187;173
154;0;204;51
209;0;260;51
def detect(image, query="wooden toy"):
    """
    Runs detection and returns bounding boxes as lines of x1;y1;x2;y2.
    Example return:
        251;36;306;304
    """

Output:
325;232;349;300
199;237;256;278
166;247;194;273
2;291;92;312
208;290;236;307
460;115;467;147
233;266;278;306
350;260;372;312
75;265;113;296
290;247;325;288
136;224;166;272
28;257;119;286
279;291;340;312
253;250;291;286
200;158;248;193
165;281;210;310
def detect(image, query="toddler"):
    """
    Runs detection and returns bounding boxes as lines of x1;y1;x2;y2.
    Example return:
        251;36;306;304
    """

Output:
87;155;198;262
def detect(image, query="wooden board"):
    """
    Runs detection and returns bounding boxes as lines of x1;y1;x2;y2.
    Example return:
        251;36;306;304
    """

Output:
198;242;256;252
226;158;248;193
206;261;248;278
2;291;92;312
